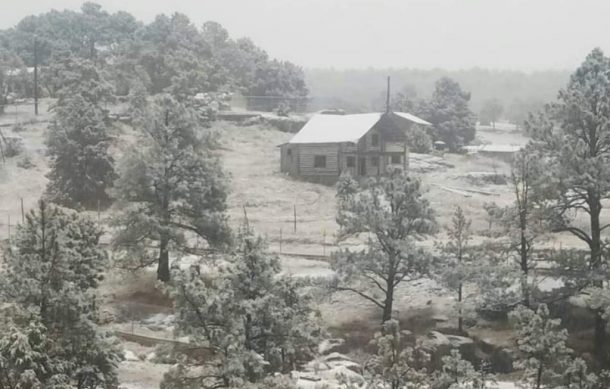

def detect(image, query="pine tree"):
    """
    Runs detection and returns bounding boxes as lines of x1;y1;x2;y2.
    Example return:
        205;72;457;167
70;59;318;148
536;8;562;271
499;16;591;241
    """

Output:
363;320;430;389
511;304;571;389
45;57;116;208
438;206;473;332
418;77;476;151
160;225;320;388
112;94;230;282
0;200;122;388
503;148;547;308
481;148;549;310
332;172;436;323
432;349;497;389
526;48;610;364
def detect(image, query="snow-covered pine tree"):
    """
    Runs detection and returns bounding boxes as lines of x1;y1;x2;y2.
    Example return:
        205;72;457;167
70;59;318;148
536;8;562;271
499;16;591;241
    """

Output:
0;200;122;388
502;147;548;308
479;147;549;311
511;304;571;389
417;77;476;151
352;319;429;389
525;48;610;365
332;171;436;323
112;94;230;282
0;318;68;388
432;349;497;389
160;225;320;388
437;206;474;332
45;56;116;208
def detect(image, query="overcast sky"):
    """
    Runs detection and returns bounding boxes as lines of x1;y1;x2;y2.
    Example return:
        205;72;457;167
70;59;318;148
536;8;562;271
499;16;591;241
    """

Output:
2;0;610;70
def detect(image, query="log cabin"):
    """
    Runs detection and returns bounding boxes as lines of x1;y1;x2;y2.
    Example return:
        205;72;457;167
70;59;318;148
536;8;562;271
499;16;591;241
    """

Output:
279;110;431;184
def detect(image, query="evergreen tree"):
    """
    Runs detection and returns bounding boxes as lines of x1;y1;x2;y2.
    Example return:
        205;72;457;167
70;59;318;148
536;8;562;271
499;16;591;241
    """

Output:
503;148;548;308
364;320;430;389
511;304;570;389
161;225;320;388
332;172;436;323
45;57;116;208
112;94;230;282
526;48;610;364
438;206;473;332
0;200;122;388
418;77;476;152
432;349;497;389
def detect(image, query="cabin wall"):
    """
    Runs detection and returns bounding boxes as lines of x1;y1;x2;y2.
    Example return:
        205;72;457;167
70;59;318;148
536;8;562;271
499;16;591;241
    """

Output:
295;143;340;177
280;144;299;176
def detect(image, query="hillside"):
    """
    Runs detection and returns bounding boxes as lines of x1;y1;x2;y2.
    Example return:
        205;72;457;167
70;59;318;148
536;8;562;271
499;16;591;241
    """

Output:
0;102;593;388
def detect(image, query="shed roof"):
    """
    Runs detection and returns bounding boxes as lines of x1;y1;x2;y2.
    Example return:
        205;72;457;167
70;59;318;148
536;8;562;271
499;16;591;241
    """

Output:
394;111;432;126
287;111;430;144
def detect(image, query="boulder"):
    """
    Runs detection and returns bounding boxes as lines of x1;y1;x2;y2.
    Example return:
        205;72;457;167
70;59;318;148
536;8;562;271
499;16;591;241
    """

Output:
422;331;476;369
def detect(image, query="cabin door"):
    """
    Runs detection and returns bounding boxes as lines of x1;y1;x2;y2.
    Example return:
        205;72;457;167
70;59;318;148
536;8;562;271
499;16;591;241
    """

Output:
358;157;366;176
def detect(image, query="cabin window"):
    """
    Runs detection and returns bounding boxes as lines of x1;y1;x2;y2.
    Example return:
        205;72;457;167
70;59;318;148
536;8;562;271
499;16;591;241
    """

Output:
346;156;355;168
287;149;292;156
314;155;327;168
371;133;379;147
371;156;379;167
391;155;401;164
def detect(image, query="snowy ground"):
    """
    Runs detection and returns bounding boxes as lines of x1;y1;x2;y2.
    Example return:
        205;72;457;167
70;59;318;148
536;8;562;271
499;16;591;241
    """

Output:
0;106;582;388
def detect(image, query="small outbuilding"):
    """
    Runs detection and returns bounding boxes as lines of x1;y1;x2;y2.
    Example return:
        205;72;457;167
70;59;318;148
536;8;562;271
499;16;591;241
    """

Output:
279;110;431;184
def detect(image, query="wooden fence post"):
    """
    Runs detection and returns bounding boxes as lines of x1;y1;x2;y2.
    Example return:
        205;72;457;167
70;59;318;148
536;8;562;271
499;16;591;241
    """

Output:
7;215;10;243
279;228;282;254
293;204;297;233
323;229;326;256
20;198;24;223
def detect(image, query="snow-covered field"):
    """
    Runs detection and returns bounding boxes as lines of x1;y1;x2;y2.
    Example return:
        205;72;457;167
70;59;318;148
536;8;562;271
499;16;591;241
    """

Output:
0;108;580;388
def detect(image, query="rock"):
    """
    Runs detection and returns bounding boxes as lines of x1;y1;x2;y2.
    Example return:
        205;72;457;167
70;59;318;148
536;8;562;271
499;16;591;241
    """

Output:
323;352;353;363
123;349;140;361
422;331;476;369
474;336;515;373
318;338;344;355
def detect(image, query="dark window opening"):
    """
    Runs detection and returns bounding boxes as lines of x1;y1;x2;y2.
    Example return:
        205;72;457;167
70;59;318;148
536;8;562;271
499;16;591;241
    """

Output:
287;149;292;156
391;155;401;164
371;156;379;167
314;155;327;168
371;133;379;147
346;156;355;167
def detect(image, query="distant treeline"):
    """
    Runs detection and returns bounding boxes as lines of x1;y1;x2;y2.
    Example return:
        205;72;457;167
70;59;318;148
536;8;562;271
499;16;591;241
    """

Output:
0;2;308;105
305;68;570;116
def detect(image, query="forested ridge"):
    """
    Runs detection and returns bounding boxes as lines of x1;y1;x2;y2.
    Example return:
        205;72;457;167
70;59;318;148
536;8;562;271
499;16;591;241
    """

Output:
0;2;308;102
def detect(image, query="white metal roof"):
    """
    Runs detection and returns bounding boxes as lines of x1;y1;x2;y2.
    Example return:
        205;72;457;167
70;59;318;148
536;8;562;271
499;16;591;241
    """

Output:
287;111;430;144
394;111;432;126
288;113;382;144
464;144;522;153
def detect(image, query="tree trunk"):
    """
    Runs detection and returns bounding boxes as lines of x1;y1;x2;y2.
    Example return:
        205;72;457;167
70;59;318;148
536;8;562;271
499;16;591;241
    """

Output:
520;216;530;308
458;282;463;332
535;361;544;389
382;280;395;323
590;198;606;365
157;237;170;282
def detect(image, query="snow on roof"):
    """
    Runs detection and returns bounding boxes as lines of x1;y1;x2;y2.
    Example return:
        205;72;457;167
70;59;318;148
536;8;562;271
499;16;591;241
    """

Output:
288;113;382;144
464;144;522;153
394;111;432;126
287;111;431;144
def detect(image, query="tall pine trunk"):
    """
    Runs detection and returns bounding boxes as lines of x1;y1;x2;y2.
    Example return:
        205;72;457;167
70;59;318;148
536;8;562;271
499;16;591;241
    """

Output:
157;237;170;282
458;282;463;332
590;198;606;365
383;277;395;323
519;208;530;308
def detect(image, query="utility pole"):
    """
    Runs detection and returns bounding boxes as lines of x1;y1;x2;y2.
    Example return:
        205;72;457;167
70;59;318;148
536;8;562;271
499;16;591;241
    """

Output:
386;76;391;113
34;36;38;115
